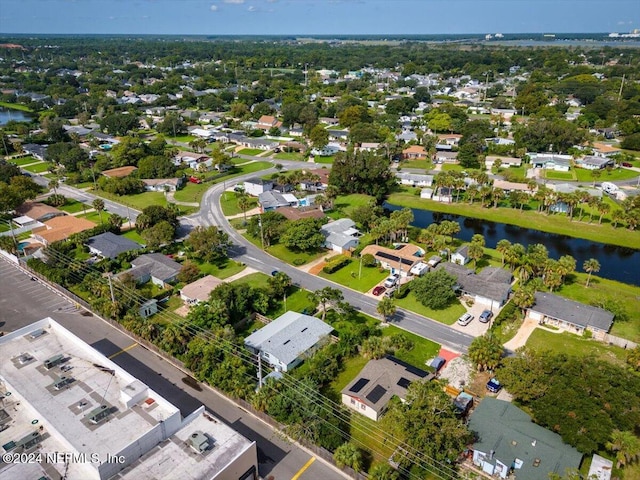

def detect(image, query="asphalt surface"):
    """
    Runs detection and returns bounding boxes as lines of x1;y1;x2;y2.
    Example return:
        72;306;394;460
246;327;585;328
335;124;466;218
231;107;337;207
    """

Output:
0;257;345;480
189;161;475;354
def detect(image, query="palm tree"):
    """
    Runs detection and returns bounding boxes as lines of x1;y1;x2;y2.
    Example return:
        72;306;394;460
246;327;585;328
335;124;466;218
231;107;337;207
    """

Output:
611;209;625;228
466;183;478;204
582;258;600;287
237;194;251;224
92;198;105;224
597;200;610;224
606;430;640;468
333;443;363;472
590;168;602;187
479;185;493;208
377;296;396;323
512;288;535;316
492;187;505;208
468;243;484;270
467;334;503;371
48;178;59;196
496;239;511;266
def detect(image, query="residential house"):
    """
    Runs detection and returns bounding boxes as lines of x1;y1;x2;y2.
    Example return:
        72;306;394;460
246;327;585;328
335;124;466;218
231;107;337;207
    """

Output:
592;142;621;158
493;180;535;194
244;311;333;372
341;355;434;421
576;156;614;170
437;134;463;146
21;143;48;161
320;218;361;253
237;137;279;151
117;253;182;288
180;275;223;305
451;245;470;265
189;127;214;139
360;244;424;278
31;216;96;246
396;130;417;143
276;205;325;221
319;117;340;127
16;202;66;223
311;144;340;156
142;178;185;192
139;299;158;318
402;145;428;160
173;151;212;169
299;169;330;192
487;137;516;146
358;142;380;152
434;151;459;163
243;178;274;197
469;398;582;480
439;263;512;310
85;232;142;259
527;292;614;338
256;115;283;131
485;156;522;169
258;191;299;212
327;129;349;141
102;166;138;178
529;154;572;172
396;172;433;188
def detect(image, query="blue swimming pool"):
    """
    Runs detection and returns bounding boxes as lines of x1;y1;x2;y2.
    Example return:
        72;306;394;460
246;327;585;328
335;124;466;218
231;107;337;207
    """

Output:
17;241;30;252
99;144;112;150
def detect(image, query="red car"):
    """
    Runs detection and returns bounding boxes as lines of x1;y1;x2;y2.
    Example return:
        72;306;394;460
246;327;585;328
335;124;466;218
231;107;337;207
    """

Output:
372;286;386;296
189;176;202;184
622;162;633;168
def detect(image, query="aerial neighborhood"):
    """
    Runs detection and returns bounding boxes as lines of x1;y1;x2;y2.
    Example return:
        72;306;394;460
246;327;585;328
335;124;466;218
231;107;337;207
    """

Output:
0;34;639;480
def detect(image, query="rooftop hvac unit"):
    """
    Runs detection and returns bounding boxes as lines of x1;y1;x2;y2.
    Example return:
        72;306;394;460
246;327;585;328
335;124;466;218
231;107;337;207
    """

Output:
3;431;42;452
189;431;210;453
18;353;34;365
43;354;64;370
29;329;46;339
52;376;75;390
86;405;111;425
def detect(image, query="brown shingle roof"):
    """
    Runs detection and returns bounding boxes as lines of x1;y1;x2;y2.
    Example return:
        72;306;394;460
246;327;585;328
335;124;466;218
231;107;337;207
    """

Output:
15;202;65;222
32;216;96;244
277;206;325;221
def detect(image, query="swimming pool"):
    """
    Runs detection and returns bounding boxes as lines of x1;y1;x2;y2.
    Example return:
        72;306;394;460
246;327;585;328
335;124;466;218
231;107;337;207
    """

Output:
99;144;112;150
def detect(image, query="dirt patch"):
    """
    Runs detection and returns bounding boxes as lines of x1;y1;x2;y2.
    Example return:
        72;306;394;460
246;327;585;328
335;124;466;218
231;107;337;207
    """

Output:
439;356;473;392
308;262;326;275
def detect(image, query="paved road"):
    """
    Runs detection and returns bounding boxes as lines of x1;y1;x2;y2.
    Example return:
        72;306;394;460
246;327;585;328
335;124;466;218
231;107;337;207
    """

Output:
0;258;345;480
191;169;474;354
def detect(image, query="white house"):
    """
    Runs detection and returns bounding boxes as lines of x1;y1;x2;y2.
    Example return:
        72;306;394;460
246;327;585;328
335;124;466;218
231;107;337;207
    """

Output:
320;218;361;253
244;311;333;372
243;177;274;197
451;245;470;265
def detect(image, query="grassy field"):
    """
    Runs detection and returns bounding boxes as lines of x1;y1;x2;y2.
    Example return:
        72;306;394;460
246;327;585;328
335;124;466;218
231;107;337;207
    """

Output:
220;191;257;216
94;190;167;210
0;101;32;112
314;155;335;164
544;170;576;180
332;193;376;218
273;152;305;161
401;160;434;170
58;200;89;214
122;229;146;245
268;287;316;318
237;148;264;156
168;135;197;143
230;271;270;289
381;325;440;367
242;233;326;265
9;156;40;166
394;293;467;325
78;210;112;224
526;329;627;367
556;273;640;343
441;164;465;172
318;262;388;292
22;162;52;174
387;189;640;249
195;258;246;279
172;182;211;204
574;167;639;182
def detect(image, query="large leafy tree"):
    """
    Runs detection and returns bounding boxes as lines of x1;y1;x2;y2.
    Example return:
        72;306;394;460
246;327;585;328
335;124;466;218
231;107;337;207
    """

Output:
329;149;396;201
185;226;231;263
141;220;175;249
246;211;286;247
136;205;178;231
410;268;457;310
308;286;343;321
280;218;325;252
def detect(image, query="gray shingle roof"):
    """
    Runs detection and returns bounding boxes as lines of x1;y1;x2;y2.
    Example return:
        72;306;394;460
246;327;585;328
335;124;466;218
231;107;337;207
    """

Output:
130;253;182;282
244;311;333;368
438;263;512;304
85;232;141;259
469;398;582;480
531;292;614;332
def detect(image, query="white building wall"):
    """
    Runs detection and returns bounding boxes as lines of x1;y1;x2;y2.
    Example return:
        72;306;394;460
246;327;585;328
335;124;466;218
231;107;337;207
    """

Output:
211;442;258;480
341;394;378;421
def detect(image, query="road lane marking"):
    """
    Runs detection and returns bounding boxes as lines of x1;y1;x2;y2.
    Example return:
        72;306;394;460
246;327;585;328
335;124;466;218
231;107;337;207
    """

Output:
291;456;315;480
108;343;139;359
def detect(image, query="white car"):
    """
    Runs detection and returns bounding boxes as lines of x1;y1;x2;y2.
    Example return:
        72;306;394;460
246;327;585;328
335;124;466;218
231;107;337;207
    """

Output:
457;313;474;326
383;274;399;288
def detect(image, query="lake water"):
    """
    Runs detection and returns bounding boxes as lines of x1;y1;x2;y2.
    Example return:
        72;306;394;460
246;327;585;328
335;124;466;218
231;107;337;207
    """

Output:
384;203;640;286
0;108;32;125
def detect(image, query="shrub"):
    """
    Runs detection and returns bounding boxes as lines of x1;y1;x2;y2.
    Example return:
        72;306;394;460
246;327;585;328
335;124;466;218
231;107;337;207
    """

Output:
361;253;376;267
491;300;518;329
292;258;306;266
322;255;351;274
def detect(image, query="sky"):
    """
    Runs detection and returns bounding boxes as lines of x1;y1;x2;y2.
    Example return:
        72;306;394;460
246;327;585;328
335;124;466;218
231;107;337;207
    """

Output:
1;0;639;36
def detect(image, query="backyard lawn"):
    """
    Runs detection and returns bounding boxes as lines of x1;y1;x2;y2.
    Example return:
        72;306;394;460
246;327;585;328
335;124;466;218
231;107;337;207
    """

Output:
441;164;465;172
230;271;270;289
195;258;246;280
167;135;196;143
9;156;41;166
22;162;52;174
0;101;33;112
318;261;388;292
78;210;112;224
394;293;467;325
220;191;257;216
381;325;440;367
58;199;90;214
574;167;639;182
332;193;376;218
237;148;264;156
267;286;316;318
122;229;146;245
526;329;627;367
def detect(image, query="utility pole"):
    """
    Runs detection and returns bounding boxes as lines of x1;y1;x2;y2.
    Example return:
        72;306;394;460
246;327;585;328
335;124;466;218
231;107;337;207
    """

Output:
108;274;116;303
358;255;363;279
257;353;263;390
618;74;625;102
259;213;265;250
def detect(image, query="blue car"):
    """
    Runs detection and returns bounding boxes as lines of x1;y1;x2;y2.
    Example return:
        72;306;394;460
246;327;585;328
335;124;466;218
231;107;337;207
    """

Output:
486;378;502;393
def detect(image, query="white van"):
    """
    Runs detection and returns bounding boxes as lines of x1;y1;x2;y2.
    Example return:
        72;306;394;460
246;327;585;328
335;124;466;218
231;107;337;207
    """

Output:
602;182;618;194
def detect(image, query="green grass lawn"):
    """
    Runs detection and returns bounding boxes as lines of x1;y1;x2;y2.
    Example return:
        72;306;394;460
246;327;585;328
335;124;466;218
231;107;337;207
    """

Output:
22;162;52;174
273;152;305;161
93;190;167;211
195;258;246;280
574;167;639;182
9;156;40;166
314;155;335;164
242;233;326;265
331;355;369;392
230;271;270;289
58;200;90;214
168;135;197;143
387;189;640;249
526;329;627;367
268;286;316;318
78;210;112;224
122;229;146;245
556;273;640;343
402;160;434;170
220;191;257;216
237;148;264;156
172;182;211;204
318;262;388;292
441;164;465;172
332;194;376;218
159;295;183;313
381;325;440;367
0;101;33;112
544;170;576;180
394;293;467;325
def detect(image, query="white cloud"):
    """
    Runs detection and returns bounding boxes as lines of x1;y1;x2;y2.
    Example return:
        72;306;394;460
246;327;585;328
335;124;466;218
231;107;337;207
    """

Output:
248;5;256;11
210;4;219;10
223;0;245;4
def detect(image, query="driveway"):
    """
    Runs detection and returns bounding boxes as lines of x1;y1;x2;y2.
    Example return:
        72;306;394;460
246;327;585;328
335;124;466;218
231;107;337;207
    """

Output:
447;301;494;337
503;317;539;353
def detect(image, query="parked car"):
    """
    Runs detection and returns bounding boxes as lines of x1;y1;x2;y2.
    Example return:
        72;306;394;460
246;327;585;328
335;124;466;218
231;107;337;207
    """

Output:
383;286;396;298
271;270;279;276
479;310;493;323
622;162;633;168
372;285;386;296
383;274;399;288
486;378;502;393
430;356;446;372
457;313;474;326
189;176;202;184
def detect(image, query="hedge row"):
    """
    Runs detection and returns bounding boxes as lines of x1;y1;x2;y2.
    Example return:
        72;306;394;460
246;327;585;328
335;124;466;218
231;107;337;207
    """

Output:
322;255;351;274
